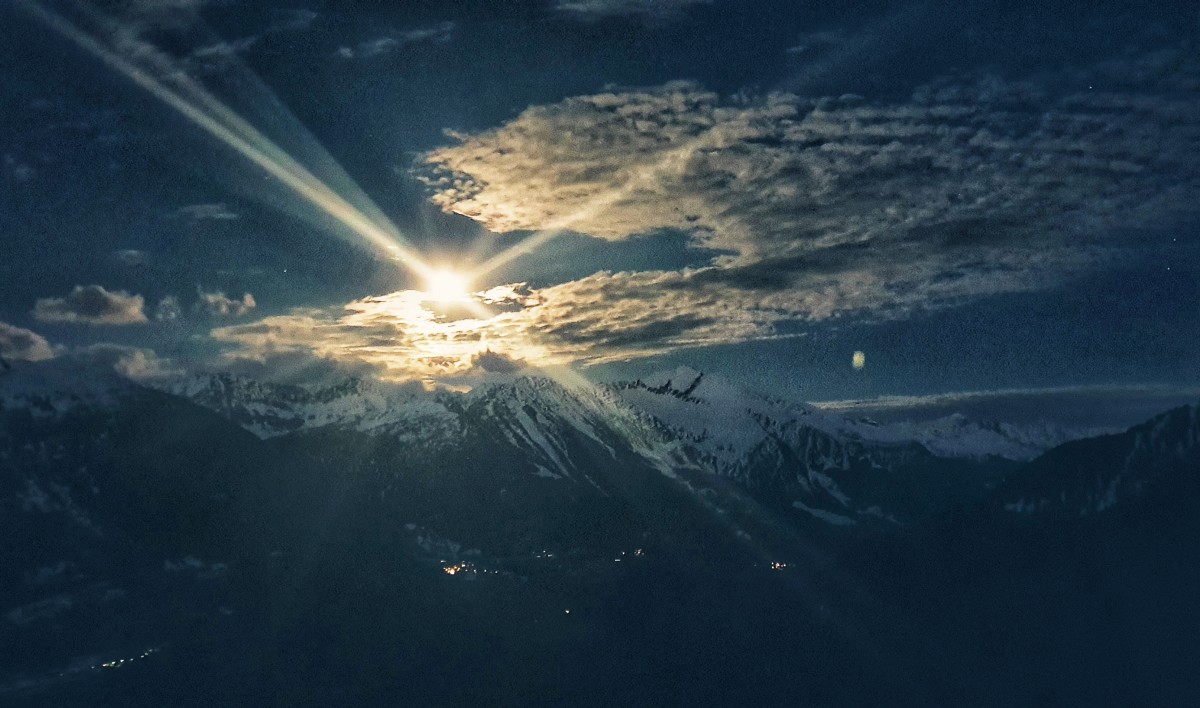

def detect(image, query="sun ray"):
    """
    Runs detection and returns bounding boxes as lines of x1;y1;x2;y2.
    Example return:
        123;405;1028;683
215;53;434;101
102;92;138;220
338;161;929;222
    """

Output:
14;0;432;279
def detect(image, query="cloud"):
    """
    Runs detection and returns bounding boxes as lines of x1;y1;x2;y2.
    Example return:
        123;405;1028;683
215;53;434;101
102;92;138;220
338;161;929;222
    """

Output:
212;346;388;386
204;249;1091;383
471;348;527;373
785;31;844;56
210;288;544;381
421;76;1199;260
266;9;317;33
32;285;149;326
218;54;1200;385
554;0;711;19
174;202;239;220
155;295;183;322
4;154;35;183
206;277;826;381
185;35;260;73
420;63;1200;311
196;291;256;318
335;22;454;59
118;0;227;32
112;249;149;267
192;37;259;57
0;322;57;362
811;385;1200;429
75;343;182;381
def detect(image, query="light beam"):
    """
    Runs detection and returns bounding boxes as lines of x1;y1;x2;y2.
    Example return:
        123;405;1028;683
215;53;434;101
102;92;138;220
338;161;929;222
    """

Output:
14;0;435;280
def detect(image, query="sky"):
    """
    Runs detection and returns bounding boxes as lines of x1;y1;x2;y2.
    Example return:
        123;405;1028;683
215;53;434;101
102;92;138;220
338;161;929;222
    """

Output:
1;0;1198;421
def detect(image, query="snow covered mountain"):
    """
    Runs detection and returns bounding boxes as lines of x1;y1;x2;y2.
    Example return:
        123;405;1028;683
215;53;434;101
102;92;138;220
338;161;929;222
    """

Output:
4;360;1141;529
167;367;1092;460
167;373;432;437
162;367;1056;526
611;367;1097;463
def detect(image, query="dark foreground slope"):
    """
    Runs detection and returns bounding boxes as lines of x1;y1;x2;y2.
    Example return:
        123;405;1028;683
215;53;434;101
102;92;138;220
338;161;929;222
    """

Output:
841;404;1200;706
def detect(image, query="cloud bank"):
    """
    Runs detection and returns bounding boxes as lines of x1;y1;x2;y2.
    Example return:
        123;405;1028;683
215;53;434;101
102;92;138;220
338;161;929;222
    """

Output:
220;54;1200;384
421;76;1198;262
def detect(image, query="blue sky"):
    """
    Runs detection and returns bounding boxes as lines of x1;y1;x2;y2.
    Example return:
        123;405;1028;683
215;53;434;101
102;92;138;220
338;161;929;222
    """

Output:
1;0;1197;416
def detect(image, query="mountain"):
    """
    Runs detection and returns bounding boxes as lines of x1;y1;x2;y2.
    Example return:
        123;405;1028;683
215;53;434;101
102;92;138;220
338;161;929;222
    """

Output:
169;367;1094;460
166;367;1085;527
992;402;1200;516
833;400;1200;708
17;363;1149;534
168;373;420;437
4;360;1200;705
614;367;1098;462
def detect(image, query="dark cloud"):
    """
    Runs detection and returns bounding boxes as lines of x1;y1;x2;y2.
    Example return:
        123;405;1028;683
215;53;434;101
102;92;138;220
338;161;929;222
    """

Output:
32;285;148;326
470;349;526;373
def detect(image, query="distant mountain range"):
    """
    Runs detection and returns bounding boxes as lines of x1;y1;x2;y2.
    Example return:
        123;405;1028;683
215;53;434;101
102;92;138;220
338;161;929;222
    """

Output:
158;366;1117;526
2;360;1198;705
3;361;1191;534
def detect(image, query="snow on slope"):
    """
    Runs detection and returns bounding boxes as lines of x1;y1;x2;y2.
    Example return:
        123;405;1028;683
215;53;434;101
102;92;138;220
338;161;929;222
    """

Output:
884;414;1104;462
163;367;1093;464
168;373;459;439
610;367;1094;462
159;368;1114;525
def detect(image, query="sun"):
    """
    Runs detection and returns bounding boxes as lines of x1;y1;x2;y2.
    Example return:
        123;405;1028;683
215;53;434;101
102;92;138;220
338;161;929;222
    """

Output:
422;268;472;303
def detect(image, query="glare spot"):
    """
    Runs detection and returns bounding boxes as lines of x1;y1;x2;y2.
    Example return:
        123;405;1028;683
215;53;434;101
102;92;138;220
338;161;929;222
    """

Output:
852;351;866;370
423;268;472;303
